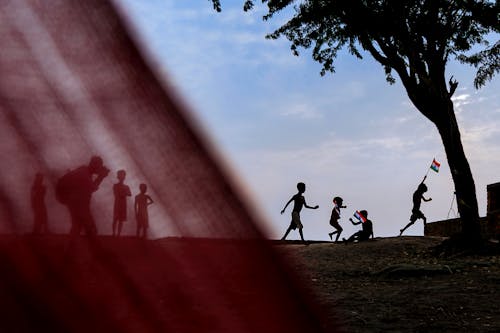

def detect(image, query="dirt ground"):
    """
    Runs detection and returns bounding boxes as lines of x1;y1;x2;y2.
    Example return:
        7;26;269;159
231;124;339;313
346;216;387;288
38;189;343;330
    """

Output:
1;235;498;332
275;236;500;332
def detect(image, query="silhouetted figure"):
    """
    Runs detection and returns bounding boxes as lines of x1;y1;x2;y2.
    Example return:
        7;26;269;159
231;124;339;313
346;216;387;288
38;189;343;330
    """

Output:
280;182;319;244
31;173;48;234
56;156;110;236
112;170;132;237
399;176;432;236
135;183;153;238
343;210;374;243
328;196;345;242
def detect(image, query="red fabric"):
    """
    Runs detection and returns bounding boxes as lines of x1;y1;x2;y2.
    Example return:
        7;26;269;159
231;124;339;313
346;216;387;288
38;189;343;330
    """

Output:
0;0;337;331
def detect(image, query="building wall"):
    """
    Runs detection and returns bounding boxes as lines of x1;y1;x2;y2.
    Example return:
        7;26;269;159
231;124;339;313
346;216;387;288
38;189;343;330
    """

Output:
425;182;500;239
487;182;500;238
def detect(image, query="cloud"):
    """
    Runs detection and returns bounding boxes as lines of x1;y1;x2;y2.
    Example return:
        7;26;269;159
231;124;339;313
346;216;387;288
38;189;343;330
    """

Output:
279;103;323;119
452;93;472;113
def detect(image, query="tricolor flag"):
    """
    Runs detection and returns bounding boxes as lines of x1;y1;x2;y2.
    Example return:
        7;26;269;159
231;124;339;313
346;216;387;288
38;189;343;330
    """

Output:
430;158;441;173
354;210;367;223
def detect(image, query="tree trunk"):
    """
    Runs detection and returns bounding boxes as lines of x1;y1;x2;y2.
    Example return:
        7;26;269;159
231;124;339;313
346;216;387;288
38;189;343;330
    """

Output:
404;72;482;244
433;97;482;243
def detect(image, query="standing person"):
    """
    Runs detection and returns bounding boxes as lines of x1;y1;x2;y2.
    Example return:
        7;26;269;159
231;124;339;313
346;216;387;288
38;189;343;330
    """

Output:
343;210;374;243
31;173;48;234
56;156;110;236
112;170;131;237
135;183;153;238
280;182;319;244
399;176;432;236
328;196;346;242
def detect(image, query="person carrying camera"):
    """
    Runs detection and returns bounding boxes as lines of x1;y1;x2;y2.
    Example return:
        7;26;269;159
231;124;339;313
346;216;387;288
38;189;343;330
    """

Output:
57;156;110;236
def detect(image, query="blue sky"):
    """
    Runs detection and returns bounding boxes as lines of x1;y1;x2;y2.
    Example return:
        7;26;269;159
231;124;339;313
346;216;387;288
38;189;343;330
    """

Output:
115;0;500;240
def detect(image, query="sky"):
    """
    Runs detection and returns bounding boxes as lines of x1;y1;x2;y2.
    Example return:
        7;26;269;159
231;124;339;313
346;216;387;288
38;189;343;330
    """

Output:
114;0;500;241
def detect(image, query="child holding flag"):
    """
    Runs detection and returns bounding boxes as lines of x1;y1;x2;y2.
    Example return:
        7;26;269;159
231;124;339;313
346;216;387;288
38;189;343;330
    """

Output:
328;196;345;242
280;182;319;244
343;210;374;243
399;176;432;236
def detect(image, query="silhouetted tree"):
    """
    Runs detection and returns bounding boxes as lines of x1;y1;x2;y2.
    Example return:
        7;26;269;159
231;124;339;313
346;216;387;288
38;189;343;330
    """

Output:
213;0;499;243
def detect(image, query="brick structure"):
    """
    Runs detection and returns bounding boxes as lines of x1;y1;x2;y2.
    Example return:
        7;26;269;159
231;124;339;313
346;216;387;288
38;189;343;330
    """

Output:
425;217;490;237
487;182;500;239
425;182;500;239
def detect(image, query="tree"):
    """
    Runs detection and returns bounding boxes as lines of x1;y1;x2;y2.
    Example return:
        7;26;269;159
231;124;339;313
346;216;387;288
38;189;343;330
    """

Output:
213;0;499;243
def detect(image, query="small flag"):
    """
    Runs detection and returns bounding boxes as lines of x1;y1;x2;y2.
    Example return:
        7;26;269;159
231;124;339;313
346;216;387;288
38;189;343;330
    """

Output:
430;159;441;173
353;210;367;223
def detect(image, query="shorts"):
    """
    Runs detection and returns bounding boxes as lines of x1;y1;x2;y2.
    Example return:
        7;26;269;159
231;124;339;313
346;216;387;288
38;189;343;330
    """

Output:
410;209;425;222
289;211;303;230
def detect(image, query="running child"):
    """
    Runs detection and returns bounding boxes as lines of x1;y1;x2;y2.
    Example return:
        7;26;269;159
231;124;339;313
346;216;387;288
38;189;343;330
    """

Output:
280;182;319;244
328;196;345;242
399;176;432;236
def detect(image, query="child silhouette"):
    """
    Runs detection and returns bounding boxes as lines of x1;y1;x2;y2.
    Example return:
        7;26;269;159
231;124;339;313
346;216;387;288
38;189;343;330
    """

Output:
280;182;319;244
112;170;131;236
135;183;154;238
400;176;432;236
328;196;345;242
343;210;374;243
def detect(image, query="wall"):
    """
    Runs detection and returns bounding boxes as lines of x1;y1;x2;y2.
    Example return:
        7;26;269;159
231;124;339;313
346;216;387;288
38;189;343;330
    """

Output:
425;182;500;239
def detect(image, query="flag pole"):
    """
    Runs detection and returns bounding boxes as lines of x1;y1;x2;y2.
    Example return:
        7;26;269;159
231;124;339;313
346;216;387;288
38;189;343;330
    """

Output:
422;159;432;182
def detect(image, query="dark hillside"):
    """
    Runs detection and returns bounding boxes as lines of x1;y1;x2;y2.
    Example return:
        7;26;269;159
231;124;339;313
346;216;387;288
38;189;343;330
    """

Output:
276;237;500;332
0;235;332;333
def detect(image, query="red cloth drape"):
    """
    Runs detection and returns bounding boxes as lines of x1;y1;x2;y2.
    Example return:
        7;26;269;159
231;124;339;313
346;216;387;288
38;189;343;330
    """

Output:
0;0;337;331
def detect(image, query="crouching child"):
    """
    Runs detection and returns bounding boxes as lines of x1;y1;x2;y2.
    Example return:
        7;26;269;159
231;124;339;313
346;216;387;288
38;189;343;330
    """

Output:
343;210;374;243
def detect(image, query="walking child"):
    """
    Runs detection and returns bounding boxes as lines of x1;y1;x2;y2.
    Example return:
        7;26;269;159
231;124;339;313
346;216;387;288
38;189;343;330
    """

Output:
112;170;131;236
399;176;432;236
343;210;374;243
280;182;319;244
328;196;345;242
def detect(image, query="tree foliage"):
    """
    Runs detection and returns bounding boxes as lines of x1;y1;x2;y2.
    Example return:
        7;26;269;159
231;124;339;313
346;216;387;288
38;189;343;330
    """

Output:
210;0;253;12
213;0;499;90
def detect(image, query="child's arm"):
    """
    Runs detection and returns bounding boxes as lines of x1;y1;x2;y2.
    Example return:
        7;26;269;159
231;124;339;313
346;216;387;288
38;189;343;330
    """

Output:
281;197;293;214
422;196;432;202
134;197;138;216
147;195;154;205
349;217;361;225
303;199;319;210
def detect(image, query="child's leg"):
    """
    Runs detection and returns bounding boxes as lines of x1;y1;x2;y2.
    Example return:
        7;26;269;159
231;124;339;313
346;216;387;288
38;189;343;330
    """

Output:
345;231;362;243
117;220;124;236
399;220;415;236
335;226;343;242
112;218;117;236
281;226;292;240
298;227;305;242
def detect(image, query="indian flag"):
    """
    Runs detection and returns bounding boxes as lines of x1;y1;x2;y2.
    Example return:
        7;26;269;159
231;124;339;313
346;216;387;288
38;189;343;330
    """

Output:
353;210;367;223
430;159;441;173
